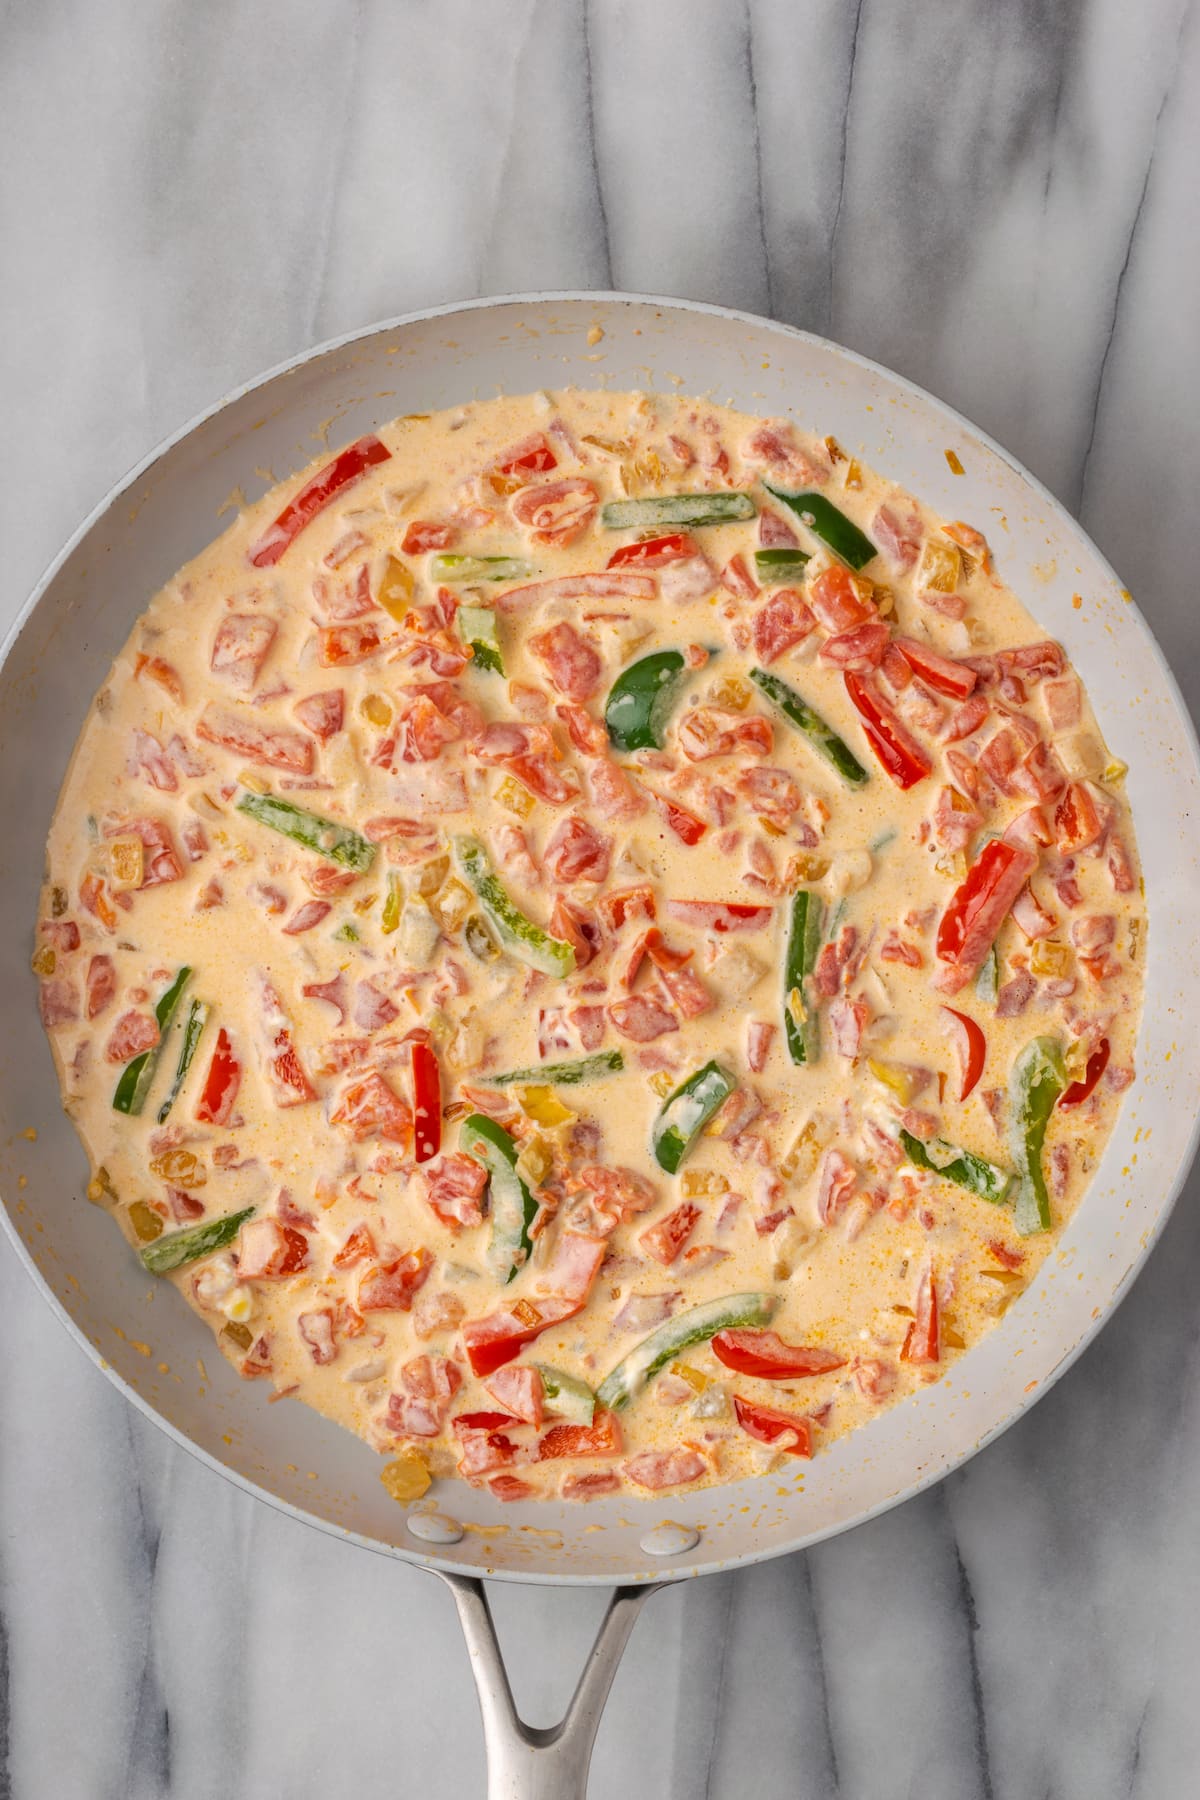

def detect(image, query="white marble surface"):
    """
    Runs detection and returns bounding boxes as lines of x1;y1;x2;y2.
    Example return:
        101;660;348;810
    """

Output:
2;2;1199;1794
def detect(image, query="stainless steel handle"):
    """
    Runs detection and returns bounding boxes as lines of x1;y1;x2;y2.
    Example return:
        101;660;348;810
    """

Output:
437;1571;664;1799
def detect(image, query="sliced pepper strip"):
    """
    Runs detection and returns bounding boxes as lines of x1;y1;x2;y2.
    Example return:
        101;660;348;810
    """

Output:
432;555;536;584
237;791;377;874
732;1395;813;1457
605;650;688;752
750;667;868;787
411;1042;442;1164
712;1330;845;1379
843;671;932;790
112;967;191;1116
1009;1037;1066;1234
783;888;823;1066
461;1112;539;1283
762;484;876;569
600;493;756;530
597;1292;777;1411
492;1051;624;1087
156;998;209;1125
1059;1036;1110;1108
453;836;576;978
248;436;391;567
899;1127;1012;1204
940;1005;986;1101
754;547;811;584
652;1060;737;1174
936;839;1037;978
457;605;504;674
607;533;699;568
140;1206;256;1275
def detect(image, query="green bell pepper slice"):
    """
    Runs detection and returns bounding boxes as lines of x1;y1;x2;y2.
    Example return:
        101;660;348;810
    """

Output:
461;1112;539;1284
156;998;209;1125
431;555;535;583
597;1292;777;1411
112;967;191;1116
1009;1037;1067;1234
600;493;756;530
784;889;824;1066
899;1128;1013;1205
457;604;504;673
492;1051;624;1087
975;945;1000;1006
754;547;811;584
604;650;689;752
535;1364;597;1425
652;1060;737;1174
452;836;575;978
749;667;869;787
762;484;877;570
140;1206;256;1276
236;791;376;874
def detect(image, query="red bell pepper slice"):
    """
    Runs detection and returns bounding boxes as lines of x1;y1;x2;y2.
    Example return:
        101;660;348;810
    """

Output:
843;671;932;790
732;1395;813;1457
452;1411;519;1433
893;637;978;700
607;533;699;569
1059;1036;1110;1108
411;1041;442;1164
462;1296;583;1377
194;1027;241;1125
248;435;392;567
940;1006;987;1101
900;1267;939;1365
936;839;1038;975
712;1330;845;1380
538;1409;623;1461
657;796;707;846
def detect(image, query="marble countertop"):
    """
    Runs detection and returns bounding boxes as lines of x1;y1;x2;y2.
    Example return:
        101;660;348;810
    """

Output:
2;2;1199;1795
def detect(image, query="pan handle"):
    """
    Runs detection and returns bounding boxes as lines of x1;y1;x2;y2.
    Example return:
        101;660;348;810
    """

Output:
437;1571;664;1799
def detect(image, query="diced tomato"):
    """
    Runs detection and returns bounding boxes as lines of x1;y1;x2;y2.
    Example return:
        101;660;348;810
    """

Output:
330;1071;412;1145
900;1267;940;1365
1059;1036;1110;1108
624;1448;707;1489
485;1365;545;1426
818;619;890;670
488;1475;536;1503
936;839;1038;983
599;885;657;930
607;995;678;1042
511;478;599;547
421;1152;488;1231
507;753;579;807
752;588;815;664
388;1354;462;1437
282;900;331;935
721;553;759;602
195;1027;241;1125
248;435;391;567
332;1225;375;1269
85;954;117;1021
39;978;79;1029
758;508;800;548
712;1330;845;1380
816;1147;857;1223
746;1018;775;1072
543;813;611;884
656;796;706;845
402;520;456;554
462;1295;583;1378
665;900;771;933
411;1041;441;1164
809;565;874;633
607;533;698;569
528;622;602;703
843;672;932;790
562;1469;621;1500
105;1009;158;1064
237;1217;309;1279
265;1028;316;1108
639;1202;701;1266
872;505;922;569
541;1230;607;1306
996;642;1064;684
657;964;713;1019
293;688;345;739
211;613;277;692
940;1006;986;1101
539;1409;622;1461
318;621;382;666
134;653;185;703
358;1249;434;1313
733;1396;813;1456
1054;782;1104;853
496;433;557;477
197;702;314;775
677;707;773;762
893;637;977;699
297;1309;337;1365
944;693;990;742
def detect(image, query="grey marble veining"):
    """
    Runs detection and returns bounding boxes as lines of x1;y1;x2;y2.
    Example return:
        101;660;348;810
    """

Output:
2;1;1199;1795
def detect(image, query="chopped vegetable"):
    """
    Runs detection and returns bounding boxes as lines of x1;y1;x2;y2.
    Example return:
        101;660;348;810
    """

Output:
711;1330;845;1379
431;555;535;584
937;840;1037;983
491;1051;624;1087
605;650;689;752
411;1043;442;1164
156;999;209;1124
899;1128;1012;1204
248;435;391;567
732;1395;813;1457
600;493;756;530
607;533;698;568
452;836;575;978
1059;1036;1110;1108
762;484;876;569
597;1292;777;1411
750;667;869;787
140;1206;256;1275
975;945;1000;1005
754;548;811;585
783;889;823;1066
462;1112;539;1283
652;1060;738;1174
843;672;932;790
1009;1037;1066;1234
237;791;376;874
940;1006;986;1102
535;1364;597;1425
112;967;190;1116
457;605;504;674
381;873;403;935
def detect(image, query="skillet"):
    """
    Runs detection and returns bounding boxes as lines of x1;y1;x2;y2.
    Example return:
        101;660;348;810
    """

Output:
4;293;1198;1797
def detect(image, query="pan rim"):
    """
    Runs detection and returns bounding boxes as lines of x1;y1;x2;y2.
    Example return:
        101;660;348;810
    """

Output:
4;288;1197;1586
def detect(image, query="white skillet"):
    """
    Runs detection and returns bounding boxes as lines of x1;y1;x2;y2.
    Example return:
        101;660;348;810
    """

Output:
3;295;1197;1797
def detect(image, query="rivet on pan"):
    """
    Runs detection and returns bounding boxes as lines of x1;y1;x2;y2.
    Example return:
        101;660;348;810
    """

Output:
408;1512;464;1546
639;1521;700;1558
